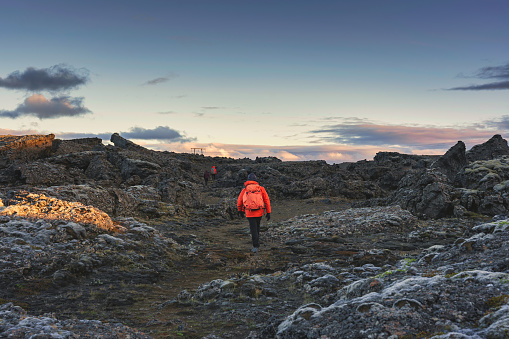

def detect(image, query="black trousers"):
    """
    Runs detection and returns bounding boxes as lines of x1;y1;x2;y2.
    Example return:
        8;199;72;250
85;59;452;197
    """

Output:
247;216;262;248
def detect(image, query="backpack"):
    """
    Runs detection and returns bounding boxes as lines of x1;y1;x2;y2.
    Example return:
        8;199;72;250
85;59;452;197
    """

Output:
243;184;265;211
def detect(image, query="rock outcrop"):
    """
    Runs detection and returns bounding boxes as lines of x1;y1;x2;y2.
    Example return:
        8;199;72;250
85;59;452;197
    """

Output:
430;140;467;182
466;134;509;162
3;132;509;337
0;302;151;338
0;191;117;232
0;134;55;168
268;217;509;338
360;135;509;219
0;134;55;153
2;132;508;221
110;132;147;151
51;137;103;155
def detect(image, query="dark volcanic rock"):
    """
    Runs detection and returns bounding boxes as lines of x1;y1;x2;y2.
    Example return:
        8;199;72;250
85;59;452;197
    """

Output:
387;169;455;219
270;218;509;339
346;152;437;191
431;140;467;182
5;132;509;337
111;132;147;151
0;134;55;169
0;302;151;338
466;134;509;162
52;137;103;155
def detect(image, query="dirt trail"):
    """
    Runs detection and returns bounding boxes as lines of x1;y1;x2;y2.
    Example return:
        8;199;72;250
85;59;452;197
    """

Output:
129;195;352;338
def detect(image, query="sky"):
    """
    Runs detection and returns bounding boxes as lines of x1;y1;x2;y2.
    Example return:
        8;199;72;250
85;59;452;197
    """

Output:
0;0;509;163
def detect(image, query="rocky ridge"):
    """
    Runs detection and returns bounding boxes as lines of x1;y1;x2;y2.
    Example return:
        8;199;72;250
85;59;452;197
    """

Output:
1;133;509;337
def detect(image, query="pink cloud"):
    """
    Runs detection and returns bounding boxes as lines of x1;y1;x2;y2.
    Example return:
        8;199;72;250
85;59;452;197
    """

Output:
0;128;41;136
312;120;503;150
136;140;406;163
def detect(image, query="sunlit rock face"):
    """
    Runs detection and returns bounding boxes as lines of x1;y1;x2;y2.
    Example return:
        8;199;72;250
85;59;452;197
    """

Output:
0;134;55;152
0;191;117;232
0;134;55;168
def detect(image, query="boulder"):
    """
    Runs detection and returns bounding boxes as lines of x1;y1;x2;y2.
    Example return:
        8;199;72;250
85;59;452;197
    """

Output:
34;185;140;218
84;154;121;184
51;137;103;155
120;158;161;180
430;141;467;182
17;161;76;186
466;134;509;162
0;191;117;232
110;133;147;151
157;179;203;208
387;169;455;219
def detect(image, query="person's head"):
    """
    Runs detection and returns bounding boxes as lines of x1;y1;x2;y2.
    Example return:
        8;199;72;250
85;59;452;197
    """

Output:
248;173;257;181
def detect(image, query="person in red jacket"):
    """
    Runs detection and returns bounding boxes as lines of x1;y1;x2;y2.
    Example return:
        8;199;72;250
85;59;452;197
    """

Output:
237;173;271;253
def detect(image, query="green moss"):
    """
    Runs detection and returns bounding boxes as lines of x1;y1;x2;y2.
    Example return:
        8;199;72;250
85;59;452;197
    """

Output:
469;165;490;173
376;270;397;279
486;295;509;309
480;172;501;183
375;258;416;279
470;159;509;173
402;258;416;265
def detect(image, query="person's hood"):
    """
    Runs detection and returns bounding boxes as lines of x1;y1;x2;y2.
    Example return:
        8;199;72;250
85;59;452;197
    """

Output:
244;180;258;186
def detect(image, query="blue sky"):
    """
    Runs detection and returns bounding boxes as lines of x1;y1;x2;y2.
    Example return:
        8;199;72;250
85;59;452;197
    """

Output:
1;0;508;163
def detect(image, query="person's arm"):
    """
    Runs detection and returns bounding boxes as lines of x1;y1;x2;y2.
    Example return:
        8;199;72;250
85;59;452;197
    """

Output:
262;187;271;214
237;189;246;211
237;189;246;217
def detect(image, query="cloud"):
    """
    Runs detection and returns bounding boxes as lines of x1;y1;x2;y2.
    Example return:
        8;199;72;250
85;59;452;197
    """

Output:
142;73;178;86
0;128;40;136
52;117;509;164
55;126;195;143
145;77;170;85
474;63;509;79
55;132;111;140
448;62;509;90
138;140;401;164
484;115;509;131
310;119;503;150
0;94;91;119
448;81;509;91
0;64;89;92
122;126;195;142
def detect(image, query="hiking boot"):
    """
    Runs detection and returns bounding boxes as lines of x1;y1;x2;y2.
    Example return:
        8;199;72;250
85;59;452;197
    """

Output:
251;247;259;253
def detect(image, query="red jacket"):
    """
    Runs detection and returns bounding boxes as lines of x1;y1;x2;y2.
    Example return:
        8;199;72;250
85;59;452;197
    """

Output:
237;180;271;217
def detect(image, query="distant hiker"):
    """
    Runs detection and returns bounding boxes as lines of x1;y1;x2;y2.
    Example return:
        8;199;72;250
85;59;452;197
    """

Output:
203;170;210;186
210;166;217;180
237;173;271;253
